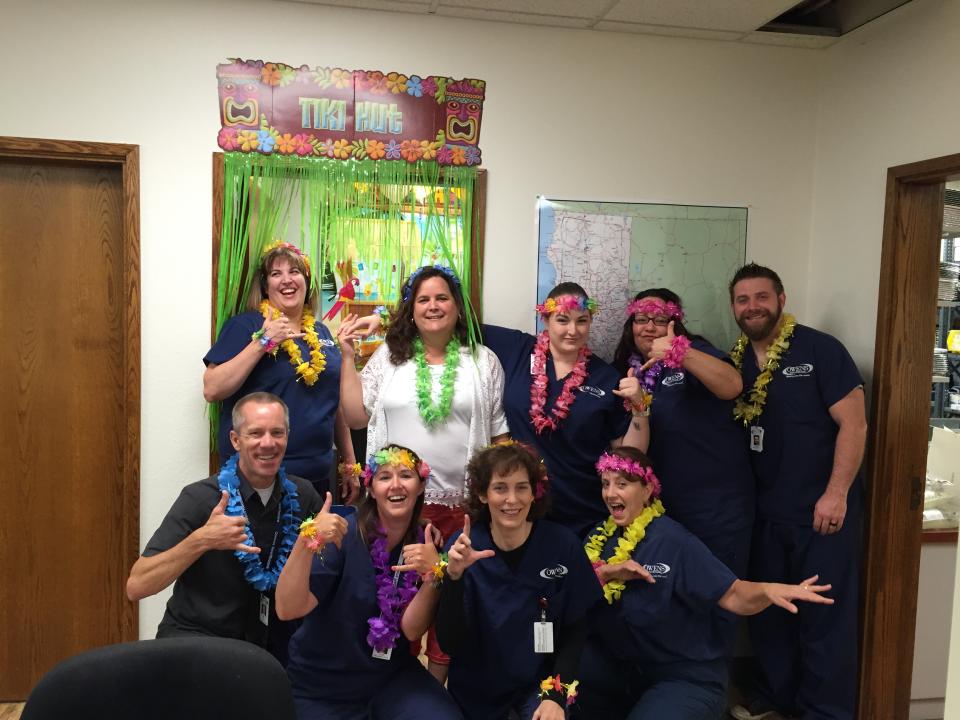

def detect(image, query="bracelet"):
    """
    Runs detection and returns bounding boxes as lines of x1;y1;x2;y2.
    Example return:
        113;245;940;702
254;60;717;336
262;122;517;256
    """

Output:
623;389;653;415
338;462;362;479
662;335;691;369
372;305;390;328
298;516;326;554
428;552;448;587
252;328;278;354
539;675;579;707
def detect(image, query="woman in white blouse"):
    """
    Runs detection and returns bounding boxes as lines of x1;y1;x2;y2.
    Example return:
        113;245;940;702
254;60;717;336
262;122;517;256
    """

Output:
338;264;509;683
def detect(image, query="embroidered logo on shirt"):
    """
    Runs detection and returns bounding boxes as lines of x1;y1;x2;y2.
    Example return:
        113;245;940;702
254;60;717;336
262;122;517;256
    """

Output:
576;386;605;398
643;563;671;578
661;372;685;387
539;564;569;579
319;338;336;347
782;363;813;378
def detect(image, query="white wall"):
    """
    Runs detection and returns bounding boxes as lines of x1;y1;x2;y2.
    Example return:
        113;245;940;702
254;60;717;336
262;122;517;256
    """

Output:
1;0;825;636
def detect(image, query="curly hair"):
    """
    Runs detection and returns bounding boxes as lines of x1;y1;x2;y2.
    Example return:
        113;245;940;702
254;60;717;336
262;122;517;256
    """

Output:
246;244;318;313
463;443;550;525
384;266;468;364
356;444;427;548
612;288;695;375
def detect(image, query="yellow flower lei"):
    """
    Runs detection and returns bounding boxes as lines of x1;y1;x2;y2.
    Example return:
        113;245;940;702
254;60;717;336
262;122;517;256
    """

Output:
259;300;326;385
729;313;796;426
584;499;665;604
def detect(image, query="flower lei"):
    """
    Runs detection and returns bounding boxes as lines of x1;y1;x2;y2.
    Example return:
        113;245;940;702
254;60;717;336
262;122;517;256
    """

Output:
361;447;432;486
298;515;326;553
584;499;665;604
539;675;579;707
595;453;662;497
625;353;661;413
413;336;460;427
367;529;420;653
536;295;598;316
218;453;300;591
259;300;327;385
529;331;591;434
730;313;797;426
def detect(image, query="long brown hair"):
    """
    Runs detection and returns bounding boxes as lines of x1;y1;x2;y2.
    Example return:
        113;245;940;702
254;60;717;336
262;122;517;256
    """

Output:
384;266;468;364
356;444;428;548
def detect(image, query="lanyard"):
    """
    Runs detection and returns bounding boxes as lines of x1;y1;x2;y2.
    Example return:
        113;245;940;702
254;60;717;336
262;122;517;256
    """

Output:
240;490;283;571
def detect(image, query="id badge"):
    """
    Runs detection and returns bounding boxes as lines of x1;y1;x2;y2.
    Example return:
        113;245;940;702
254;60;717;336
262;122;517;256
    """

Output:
534;621;554;653
750;425;764;453
372;646;393;661
259;594;270;626
530;353;536;374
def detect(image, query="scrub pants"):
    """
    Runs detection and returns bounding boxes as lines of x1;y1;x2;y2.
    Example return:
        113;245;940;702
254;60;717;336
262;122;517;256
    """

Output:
293;663;462;720
699;523;753;657
747;513;860;720
575;641;727;720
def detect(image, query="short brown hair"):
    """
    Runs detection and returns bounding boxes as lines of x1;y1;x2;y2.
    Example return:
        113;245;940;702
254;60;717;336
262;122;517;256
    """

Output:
463;442;549;524
247;244;318;312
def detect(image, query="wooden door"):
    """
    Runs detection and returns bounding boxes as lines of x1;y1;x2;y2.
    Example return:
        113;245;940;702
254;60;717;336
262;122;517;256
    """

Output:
0;138;139;700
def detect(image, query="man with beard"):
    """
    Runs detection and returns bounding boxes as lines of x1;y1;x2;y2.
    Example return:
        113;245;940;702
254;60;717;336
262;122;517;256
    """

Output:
727;263;866;720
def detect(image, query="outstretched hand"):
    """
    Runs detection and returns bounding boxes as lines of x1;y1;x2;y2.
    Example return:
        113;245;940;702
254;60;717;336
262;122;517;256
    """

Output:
446;515;495;581
766;574;834;614
391;523;442;578
597;559;656;585
201;490;260;553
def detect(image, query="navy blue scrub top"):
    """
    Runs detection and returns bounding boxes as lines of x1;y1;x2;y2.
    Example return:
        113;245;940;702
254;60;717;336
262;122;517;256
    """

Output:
204;310;341;484
648;337;755;537
445;520;600;712
483;325;632;537
286;516;417;701
738;324;863;524
588;514;736;686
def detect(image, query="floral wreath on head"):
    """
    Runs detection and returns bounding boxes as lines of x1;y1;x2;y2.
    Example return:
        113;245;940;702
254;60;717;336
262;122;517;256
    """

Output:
401;264;462;303
625;298;684;322
536;295;598;317
261;240;312;274
361;446;432;487
484;439;550;500
595;453;662;498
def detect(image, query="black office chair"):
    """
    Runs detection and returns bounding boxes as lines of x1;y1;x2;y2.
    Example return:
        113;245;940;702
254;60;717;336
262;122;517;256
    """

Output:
21;636;296;720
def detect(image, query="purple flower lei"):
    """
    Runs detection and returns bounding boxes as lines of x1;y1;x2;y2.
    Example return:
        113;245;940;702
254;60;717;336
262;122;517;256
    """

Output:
366;528;421;653
628;353;663;394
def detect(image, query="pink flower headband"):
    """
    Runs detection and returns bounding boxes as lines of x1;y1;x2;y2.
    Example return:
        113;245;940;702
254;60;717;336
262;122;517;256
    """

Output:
261;240;311;273
536;295;598;317
595;453;662;498
625;298;684;322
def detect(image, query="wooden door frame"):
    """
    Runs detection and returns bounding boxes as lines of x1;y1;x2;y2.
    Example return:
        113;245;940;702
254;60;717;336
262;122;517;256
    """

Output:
0;136;141;641
860;153;960;718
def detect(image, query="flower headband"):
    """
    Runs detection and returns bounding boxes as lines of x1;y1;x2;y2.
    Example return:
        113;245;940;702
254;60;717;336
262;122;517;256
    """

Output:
261;240;311;273
595;453;662;498
625;298;684;322
536;295;598;317
401;264;462;303
361;446;431;487
483;439;550;500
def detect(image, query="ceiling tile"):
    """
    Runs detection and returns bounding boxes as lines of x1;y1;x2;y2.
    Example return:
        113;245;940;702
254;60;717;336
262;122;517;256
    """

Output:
604;0;800;33
438;0;610;19
740;30;841;48
283;0;431;12
434;6;592;28
593;20;745;41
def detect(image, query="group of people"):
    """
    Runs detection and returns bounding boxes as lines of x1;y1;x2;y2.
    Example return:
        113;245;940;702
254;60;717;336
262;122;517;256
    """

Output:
126;241;867;720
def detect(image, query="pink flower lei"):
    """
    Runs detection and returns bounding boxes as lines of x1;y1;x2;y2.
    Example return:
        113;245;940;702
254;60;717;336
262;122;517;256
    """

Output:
529;331;591;434
595;453;662;497
625;298;684;321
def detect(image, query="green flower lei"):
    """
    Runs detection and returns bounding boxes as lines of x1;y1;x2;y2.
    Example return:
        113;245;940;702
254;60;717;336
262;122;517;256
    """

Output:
730;313;796;426
413;336;461;427
584;499;665;604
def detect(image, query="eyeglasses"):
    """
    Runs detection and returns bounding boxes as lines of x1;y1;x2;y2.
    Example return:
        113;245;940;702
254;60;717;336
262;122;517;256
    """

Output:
632;315;671;328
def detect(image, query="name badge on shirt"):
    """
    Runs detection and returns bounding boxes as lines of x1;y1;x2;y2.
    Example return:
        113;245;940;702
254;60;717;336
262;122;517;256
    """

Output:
372;646;393;661
750;425;764;453
534;621;554;653
259;594;270;626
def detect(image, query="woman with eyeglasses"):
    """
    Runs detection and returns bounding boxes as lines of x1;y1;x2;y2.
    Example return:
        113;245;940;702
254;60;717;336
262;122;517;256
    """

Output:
610;289;753;652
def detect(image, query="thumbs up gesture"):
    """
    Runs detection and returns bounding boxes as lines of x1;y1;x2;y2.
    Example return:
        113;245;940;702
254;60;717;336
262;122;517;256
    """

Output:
613;366;645;405
647;320;676;363
446;515;496;581
301;492;348;550
201;490;261;553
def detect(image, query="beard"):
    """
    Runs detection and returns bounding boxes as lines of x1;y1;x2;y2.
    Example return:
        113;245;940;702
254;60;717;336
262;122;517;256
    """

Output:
736;303;783;341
